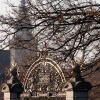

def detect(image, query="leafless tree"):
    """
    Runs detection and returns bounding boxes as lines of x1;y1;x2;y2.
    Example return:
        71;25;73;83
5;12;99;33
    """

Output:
0;0;100;99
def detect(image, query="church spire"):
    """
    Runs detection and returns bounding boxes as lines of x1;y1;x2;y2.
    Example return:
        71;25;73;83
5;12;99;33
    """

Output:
19;0;28;15
21;0;26;7
16;0;32;40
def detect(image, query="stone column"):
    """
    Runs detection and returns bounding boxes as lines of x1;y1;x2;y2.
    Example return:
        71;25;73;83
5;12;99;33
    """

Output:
66;90;74;100
1;67;24;100
65;64;92;100
1;84;11;100
2;84;21;100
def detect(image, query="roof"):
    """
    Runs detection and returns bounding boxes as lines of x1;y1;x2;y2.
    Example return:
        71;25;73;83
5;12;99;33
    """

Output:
0;50;10;68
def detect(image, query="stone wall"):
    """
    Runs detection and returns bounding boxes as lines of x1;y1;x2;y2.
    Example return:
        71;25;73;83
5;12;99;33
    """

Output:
21;97;66;100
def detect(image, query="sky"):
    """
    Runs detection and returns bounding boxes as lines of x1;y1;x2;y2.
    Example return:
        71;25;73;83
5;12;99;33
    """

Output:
0;0;100;15
0;0;99;59
0;0;20;15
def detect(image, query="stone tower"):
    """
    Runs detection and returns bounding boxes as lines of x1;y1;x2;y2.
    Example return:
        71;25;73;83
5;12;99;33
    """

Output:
10;0;38;80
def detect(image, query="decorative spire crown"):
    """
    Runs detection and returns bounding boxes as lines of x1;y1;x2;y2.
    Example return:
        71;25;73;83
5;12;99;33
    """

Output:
21;0;26;7
19;0;28;14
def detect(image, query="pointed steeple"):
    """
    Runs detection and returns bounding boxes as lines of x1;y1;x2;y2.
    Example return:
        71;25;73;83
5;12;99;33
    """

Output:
19;0;28;16
21;0;26;7
16;0;32;40
10;0;37;82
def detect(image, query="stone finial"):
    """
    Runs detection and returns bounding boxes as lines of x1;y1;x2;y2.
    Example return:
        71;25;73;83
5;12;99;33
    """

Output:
7;62;20;84
73;63;83;81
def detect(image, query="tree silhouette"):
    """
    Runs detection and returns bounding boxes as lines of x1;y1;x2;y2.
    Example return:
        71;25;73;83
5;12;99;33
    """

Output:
0;0;100;99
